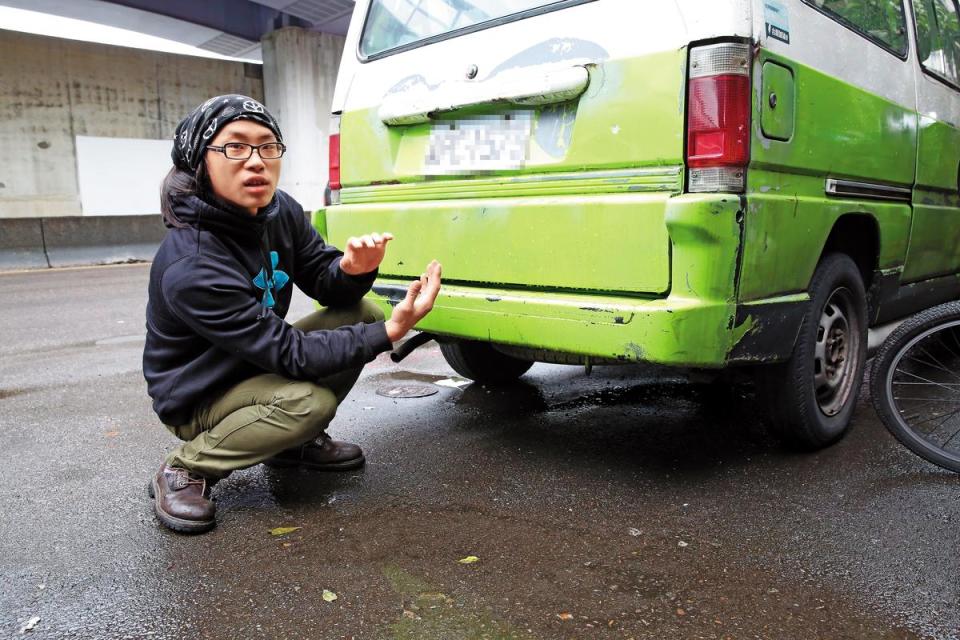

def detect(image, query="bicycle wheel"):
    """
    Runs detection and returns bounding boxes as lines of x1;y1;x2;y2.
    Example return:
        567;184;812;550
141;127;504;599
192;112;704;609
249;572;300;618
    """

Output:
871;301;960;473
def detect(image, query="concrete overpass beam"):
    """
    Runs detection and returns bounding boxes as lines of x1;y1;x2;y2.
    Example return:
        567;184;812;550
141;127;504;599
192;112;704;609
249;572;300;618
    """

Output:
262;27;344;213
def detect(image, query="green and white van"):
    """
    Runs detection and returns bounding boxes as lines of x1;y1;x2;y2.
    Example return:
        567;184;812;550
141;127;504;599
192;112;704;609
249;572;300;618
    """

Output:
318;0;960;449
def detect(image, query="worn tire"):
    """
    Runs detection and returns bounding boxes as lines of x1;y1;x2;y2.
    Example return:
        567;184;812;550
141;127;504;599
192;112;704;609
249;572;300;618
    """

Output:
439;340;534;384
759;253;868;450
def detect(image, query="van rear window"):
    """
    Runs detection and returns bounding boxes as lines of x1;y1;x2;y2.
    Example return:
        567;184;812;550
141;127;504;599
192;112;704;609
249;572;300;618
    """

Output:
360;0;580;59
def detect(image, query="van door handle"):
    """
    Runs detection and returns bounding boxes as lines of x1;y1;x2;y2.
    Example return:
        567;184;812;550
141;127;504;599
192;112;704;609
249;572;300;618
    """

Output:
379;65;590;126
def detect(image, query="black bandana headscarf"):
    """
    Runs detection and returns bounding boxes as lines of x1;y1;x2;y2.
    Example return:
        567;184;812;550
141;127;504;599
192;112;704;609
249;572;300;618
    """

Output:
171;94;283;173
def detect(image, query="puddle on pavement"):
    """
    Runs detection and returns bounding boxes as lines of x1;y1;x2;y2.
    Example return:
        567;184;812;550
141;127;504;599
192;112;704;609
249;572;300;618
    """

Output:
370;370;462;385
373;368;746;420
376;384;439;399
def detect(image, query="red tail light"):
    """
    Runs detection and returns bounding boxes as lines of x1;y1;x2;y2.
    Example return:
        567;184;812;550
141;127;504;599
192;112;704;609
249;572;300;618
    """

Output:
687;74;751;167
686;43;751;193
328;133;341;191
328;114;341;204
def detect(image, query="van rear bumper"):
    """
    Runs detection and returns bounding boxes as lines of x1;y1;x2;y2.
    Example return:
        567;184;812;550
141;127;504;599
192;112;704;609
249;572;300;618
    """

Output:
370;281;808;367
321;193;808;366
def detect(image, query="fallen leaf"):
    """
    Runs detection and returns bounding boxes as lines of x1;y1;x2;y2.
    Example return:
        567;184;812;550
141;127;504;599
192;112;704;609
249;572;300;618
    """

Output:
627;527;642;537
676;608;686;616
557;612;574;621
677;541;689;547
104;431;120;438
322;589;338;602
282;543;293;548
20;616;40;632
269;527;301;536
458;555;479;564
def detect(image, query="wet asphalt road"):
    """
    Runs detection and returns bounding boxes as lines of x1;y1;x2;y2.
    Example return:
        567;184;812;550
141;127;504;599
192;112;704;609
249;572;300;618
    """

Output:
1;264;958;640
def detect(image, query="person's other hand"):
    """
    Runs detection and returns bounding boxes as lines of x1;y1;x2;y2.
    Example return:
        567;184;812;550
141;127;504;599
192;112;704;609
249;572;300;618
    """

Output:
385;260;442;343
340;232;393;275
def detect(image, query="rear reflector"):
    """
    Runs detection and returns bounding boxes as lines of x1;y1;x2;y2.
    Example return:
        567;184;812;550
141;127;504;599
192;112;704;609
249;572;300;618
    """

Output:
686;43;751;193
328;114;341;204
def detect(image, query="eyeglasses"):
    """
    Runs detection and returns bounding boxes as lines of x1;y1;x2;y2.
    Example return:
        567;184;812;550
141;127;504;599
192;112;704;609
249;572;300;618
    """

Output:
206;142;286;160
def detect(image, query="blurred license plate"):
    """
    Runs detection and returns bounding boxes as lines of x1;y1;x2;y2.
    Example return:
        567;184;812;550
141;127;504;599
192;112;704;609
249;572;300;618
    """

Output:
424;113;531;174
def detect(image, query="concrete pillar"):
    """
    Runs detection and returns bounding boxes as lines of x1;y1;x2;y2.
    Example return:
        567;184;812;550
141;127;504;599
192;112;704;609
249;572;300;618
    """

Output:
261;27;344;212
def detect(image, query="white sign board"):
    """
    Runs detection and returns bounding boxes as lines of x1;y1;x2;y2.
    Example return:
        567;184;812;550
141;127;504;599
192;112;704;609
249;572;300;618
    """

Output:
76;136;172;216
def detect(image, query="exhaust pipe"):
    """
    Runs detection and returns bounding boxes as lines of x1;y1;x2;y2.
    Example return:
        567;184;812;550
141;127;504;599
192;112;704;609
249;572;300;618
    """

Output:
390;332;437;363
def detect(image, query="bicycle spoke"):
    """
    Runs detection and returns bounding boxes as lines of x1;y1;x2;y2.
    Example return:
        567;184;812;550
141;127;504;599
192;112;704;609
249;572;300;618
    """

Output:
897;406;960;430
876;313;960;472
913;343;960;382
927;408;960;438
892;367;960;395
936;330;960;362
903;354;960;382
939;424;960;449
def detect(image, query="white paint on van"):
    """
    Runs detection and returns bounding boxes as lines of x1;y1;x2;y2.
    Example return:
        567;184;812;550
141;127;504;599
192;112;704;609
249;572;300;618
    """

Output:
756;0;916;110
335;0;753;113
337;0;942;123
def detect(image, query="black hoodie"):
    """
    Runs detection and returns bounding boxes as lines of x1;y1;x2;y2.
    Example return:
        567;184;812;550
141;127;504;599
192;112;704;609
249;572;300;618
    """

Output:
143;190;391;426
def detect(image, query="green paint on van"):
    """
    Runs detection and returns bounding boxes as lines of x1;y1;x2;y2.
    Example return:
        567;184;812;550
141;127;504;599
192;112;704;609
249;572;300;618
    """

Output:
740;51;917;302
334;194;744;366
904;115;960;282
338;51;687;188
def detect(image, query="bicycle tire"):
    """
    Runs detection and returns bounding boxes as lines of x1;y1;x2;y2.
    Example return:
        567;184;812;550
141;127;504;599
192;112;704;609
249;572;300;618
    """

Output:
870;300;960;473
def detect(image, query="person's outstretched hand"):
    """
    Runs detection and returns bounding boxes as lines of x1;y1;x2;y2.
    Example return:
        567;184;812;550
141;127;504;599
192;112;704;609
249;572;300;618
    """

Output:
340;232;393;275
385;260;442;343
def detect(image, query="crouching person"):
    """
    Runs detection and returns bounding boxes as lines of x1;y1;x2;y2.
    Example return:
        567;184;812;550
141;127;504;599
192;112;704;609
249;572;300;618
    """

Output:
143;95;441;533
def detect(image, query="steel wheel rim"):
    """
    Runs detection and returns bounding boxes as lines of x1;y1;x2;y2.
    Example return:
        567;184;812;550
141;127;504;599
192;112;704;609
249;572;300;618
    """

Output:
884;319;960;464
814;286;860;416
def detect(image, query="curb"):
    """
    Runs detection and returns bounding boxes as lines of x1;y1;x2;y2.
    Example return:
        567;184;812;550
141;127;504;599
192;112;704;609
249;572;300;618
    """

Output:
0;218;48;271
0;215;166;271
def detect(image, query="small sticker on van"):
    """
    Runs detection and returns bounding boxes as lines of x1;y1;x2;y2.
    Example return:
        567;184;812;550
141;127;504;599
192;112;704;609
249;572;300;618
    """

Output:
764;1;791;44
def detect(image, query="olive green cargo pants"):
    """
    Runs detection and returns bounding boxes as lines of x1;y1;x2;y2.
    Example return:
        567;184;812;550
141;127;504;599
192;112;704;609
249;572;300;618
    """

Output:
164;300;385;479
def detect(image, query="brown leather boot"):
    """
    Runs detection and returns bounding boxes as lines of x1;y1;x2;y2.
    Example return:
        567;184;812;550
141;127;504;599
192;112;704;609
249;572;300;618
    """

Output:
149;465;216;533
264;432;365;471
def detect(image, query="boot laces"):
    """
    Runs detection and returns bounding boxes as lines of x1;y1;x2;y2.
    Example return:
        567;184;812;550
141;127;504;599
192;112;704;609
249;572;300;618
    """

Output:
173;469;207;493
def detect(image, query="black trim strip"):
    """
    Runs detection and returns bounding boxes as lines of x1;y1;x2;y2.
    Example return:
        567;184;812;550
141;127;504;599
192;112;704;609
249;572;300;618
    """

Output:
825;179;912;202
877;272;960;324
358;0;598;62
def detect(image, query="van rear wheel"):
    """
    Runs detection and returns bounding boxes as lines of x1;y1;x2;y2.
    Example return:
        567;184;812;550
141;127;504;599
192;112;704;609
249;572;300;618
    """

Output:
758;253;868;450
439;340;534;384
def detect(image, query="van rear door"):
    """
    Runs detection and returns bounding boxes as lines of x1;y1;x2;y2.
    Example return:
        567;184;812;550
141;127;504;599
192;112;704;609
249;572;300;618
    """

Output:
329;0;749;296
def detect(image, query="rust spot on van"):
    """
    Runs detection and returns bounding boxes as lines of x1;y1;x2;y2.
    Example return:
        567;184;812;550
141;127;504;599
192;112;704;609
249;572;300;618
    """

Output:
624;342;645;360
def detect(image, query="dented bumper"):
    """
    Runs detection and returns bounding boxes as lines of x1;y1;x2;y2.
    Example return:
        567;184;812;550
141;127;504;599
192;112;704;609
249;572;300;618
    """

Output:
319;194;807;367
